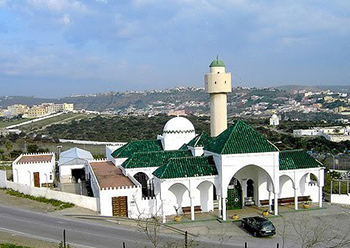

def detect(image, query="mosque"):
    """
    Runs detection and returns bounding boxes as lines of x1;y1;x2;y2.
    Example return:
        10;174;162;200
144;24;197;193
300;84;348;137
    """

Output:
86;58;324;222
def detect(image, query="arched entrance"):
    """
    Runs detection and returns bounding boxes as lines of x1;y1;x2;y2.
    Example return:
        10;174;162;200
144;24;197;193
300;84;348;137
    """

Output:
247;179;254;197
197;181;215;212
168;183;190;214
227;177;242;209
134;172;149;197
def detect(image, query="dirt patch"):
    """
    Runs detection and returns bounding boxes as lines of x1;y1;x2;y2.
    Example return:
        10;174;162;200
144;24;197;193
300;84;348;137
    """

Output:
0;231;58;248
0;189;56;213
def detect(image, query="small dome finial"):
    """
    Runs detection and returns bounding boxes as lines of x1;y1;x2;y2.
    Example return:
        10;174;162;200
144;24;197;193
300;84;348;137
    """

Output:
216;55;219;60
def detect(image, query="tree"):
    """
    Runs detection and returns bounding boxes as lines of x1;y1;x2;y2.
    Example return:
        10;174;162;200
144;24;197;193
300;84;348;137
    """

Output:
4;140;13;159
27;144;39;153
278;213;350;248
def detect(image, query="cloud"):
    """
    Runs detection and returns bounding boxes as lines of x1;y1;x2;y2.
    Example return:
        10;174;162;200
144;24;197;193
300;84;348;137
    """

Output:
60;13;70;26
27;0;88;13
1;0;350;97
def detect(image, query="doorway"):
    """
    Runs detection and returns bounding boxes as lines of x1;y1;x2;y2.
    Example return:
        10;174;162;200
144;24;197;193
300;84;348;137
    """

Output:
227;177;242;209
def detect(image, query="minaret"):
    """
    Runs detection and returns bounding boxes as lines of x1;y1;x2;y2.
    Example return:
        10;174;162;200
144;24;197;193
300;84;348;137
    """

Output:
204;56;232;137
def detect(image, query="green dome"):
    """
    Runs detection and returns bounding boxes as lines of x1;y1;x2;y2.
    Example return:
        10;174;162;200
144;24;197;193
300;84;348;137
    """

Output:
209;58;225;67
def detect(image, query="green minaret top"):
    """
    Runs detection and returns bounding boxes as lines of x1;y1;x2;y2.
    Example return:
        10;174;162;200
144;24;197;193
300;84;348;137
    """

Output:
209;55;225;67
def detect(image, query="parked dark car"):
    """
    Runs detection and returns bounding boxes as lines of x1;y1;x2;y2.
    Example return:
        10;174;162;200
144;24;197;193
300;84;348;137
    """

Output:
241;216;276;237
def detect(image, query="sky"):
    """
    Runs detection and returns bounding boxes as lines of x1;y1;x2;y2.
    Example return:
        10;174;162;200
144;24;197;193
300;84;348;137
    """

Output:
0;0;349;98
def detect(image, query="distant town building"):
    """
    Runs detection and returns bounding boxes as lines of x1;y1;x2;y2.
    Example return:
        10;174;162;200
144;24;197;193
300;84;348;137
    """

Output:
269;114;280;126
26;105;47;118
293;126;350;142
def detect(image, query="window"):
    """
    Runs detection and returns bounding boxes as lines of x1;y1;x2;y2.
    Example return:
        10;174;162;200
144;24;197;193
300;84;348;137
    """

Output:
50;174;53;180
214;81;217;84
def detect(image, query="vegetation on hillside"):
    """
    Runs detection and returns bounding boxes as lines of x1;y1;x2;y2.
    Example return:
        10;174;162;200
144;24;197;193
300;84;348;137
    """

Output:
41;114;210;142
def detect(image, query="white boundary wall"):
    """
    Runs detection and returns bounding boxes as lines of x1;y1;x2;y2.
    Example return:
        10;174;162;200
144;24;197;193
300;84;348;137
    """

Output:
0;170;6;188
331;194;350;205
0;171;97;211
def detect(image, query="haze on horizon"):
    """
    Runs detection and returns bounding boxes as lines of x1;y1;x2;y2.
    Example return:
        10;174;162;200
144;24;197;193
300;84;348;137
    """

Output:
0;0;349;98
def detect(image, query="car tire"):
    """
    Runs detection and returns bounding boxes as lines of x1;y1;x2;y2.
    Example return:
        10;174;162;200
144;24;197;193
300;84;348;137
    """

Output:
253;231;257;237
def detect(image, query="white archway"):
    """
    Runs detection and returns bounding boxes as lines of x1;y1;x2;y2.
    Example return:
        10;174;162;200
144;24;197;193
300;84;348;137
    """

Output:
279;175;295;198
168;183;190;214
196;180;215;212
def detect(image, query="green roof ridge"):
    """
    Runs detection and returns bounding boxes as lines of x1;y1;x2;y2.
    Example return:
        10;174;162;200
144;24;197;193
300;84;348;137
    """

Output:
187;132;212;148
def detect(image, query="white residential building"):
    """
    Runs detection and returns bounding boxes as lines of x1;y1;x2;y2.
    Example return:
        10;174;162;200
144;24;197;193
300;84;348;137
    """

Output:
12;153;55;187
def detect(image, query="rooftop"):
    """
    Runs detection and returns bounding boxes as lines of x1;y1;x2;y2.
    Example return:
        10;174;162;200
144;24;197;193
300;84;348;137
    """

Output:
59;147;93;165
122;150;192;169
89;161;135;189
111;140;163;158
153;156;218;179
17;154;53;164
209;57;225;67
205;120;278;154
279;150;322;170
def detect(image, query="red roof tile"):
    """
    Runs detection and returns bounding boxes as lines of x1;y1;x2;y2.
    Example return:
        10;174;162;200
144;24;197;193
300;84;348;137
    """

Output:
17;155;53;164
90;161;135;189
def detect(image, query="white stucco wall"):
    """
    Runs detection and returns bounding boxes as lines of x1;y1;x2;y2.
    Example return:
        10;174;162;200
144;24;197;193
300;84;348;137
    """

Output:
5;181;97;211
99;186;141;217
0;170;6;188
331;194;350;205
60;164;85;183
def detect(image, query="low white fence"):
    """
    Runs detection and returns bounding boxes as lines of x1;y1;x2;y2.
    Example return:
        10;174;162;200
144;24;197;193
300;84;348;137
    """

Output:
0;170;97;211
59;139;126;146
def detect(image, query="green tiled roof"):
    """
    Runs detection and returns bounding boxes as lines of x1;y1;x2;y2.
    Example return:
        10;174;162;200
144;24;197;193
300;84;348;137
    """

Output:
279;150;322;170
122;150;192;169
111;140;163;158
205;120;278;154
153;156;218;179
187;132;213;147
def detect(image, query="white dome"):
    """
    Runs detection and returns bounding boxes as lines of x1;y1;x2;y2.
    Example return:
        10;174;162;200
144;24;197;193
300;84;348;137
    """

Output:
271;114;278;119
160;116;196;151
163;116;195;134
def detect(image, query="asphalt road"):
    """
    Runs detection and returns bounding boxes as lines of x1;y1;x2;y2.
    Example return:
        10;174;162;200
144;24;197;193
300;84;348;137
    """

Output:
0;205;276;248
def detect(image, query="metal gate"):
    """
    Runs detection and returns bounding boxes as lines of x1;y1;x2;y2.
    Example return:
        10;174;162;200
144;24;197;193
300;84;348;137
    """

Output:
112;196;128;217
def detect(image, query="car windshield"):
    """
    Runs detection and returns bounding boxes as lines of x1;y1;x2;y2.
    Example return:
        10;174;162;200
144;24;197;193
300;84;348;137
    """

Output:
261;221;274;229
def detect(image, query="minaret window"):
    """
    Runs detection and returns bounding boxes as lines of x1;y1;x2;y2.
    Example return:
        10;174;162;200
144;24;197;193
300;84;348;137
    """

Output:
215;81;217;84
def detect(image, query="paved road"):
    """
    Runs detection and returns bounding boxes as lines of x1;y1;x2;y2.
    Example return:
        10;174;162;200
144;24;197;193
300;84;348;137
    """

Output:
0;205;277;248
